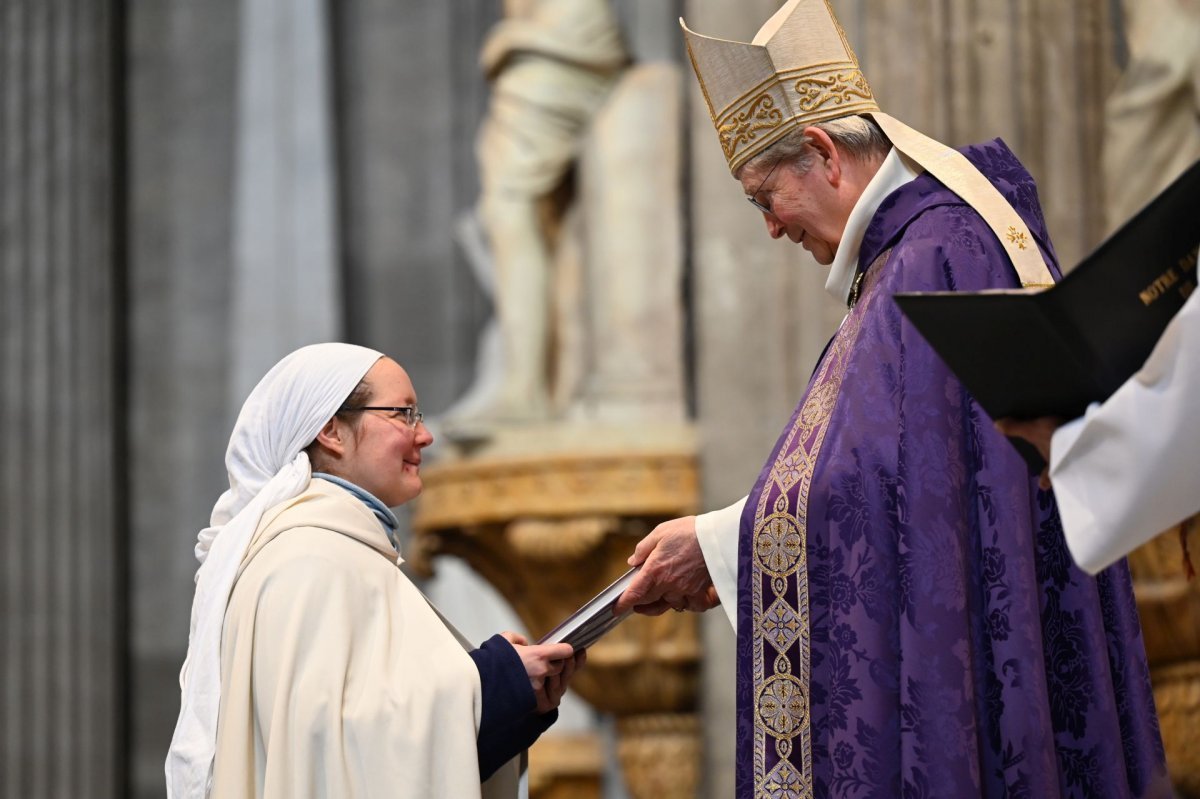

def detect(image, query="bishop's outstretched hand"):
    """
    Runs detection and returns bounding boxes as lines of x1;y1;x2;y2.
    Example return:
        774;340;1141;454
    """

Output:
614;515;719;617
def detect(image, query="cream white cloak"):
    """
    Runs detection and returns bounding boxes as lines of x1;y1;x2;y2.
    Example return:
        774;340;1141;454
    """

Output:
211;478;519;798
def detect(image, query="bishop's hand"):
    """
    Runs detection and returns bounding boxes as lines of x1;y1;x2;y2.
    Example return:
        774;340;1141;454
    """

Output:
614;515;719;616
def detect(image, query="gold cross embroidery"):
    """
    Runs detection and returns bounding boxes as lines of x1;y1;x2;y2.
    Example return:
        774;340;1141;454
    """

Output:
1006;226;1028;250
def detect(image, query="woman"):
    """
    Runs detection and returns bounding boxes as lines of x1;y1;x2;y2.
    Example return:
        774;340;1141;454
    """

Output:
166;342;582;798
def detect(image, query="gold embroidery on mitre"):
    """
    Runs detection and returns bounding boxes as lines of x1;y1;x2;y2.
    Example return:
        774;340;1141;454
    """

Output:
1006;226;1029;250
718;92;784;161
794;69;874;113
684;0;886;175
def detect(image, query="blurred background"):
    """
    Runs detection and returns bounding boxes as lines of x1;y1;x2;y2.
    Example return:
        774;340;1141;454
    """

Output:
4;0;1196;797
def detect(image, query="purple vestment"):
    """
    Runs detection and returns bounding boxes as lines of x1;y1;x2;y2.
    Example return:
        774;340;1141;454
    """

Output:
735;140;1169;799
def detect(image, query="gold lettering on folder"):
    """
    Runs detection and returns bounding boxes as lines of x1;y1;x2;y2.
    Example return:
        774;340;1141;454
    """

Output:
1138;245;1198;306
1175;245;1198;302
1179;246;1198;276
1139;267;1181;306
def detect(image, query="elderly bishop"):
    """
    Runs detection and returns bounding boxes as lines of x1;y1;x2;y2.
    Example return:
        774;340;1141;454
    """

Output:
617;1;1172;798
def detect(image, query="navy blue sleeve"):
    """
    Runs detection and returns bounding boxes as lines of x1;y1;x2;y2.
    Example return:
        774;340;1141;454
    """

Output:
469;633;559;780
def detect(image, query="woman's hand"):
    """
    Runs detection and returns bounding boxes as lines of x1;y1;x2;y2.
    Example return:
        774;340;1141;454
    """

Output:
501;632;587;714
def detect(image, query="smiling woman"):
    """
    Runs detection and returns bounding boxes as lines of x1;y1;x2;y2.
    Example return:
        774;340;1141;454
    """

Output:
305;358;432;508
165;342;585;799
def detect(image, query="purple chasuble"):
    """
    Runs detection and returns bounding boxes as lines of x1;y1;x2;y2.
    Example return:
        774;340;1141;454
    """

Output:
735;140;1169;799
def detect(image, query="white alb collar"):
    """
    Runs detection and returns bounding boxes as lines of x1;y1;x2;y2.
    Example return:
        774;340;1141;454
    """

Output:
825;148;921;305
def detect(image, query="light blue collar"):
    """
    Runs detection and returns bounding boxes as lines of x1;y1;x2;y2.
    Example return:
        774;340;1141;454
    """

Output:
312;473;401;551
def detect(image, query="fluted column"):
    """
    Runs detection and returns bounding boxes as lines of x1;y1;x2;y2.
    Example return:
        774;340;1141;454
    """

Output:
228;0;342;402
1;0;122;796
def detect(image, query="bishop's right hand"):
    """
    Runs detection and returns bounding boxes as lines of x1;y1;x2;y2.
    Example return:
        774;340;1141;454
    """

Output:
614;515;719;616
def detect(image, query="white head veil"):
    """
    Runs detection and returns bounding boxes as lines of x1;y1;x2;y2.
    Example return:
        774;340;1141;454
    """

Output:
165;342;383;798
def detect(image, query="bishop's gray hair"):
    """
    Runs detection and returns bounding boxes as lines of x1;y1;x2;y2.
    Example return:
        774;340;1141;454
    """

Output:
737;115;892;181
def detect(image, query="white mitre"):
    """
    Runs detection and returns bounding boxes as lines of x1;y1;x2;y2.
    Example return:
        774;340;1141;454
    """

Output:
681;0;1054;288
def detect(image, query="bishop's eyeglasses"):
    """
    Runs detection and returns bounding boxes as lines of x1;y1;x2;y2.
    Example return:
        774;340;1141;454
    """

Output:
746;153;785;215
338;405;424;429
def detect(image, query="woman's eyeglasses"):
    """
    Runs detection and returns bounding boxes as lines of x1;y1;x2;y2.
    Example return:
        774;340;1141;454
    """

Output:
339;405;424;429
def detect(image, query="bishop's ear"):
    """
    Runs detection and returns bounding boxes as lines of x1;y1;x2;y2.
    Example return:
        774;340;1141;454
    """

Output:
802;125;841;184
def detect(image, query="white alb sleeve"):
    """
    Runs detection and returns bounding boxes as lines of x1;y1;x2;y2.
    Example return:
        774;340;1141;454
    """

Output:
695;496;747;632
1049;290;1200;574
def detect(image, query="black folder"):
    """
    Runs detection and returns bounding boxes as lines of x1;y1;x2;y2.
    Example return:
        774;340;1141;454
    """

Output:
893;158;1200;469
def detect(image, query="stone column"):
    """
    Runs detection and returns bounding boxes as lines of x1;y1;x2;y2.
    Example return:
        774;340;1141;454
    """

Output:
227;0;343;401
1;0;122;796
125;0;241;794
331;0;500;407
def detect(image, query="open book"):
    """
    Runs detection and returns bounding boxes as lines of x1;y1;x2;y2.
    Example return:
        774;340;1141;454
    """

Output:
893;158;1200;469
536;567;639;650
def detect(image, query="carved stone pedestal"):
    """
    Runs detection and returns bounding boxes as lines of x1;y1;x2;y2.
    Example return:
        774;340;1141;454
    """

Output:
1127;521;1200;797
616;713;702;799
411;426;702;798
528;733;605;799
1151;660;1200;797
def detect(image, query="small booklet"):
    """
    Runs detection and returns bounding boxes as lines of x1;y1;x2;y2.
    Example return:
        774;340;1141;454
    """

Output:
893;158;1200;469
536;567;639;651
